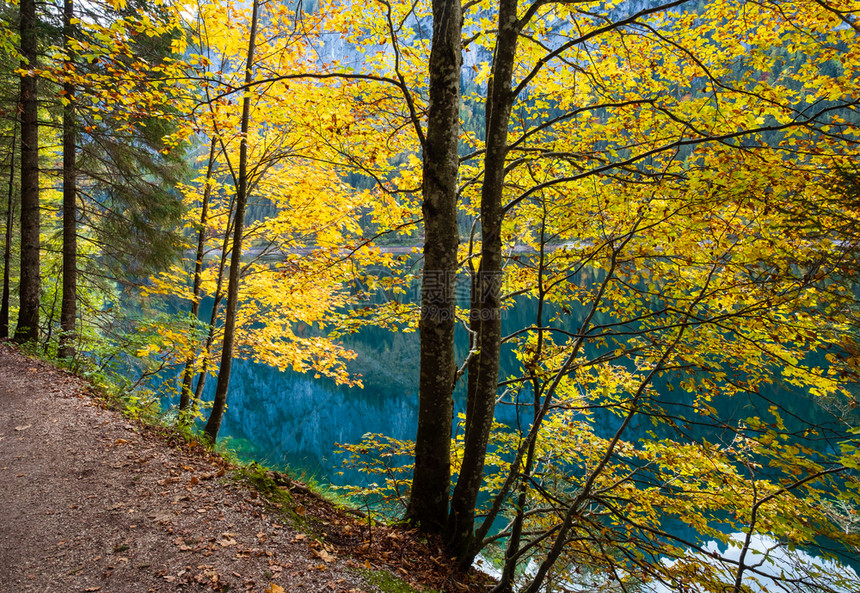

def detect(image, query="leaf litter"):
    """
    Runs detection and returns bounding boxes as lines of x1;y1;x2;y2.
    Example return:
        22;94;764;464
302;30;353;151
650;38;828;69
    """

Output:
0;341;492;592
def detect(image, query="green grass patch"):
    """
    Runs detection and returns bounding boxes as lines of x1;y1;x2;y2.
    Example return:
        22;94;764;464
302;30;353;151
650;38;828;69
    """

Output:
354;567;439;593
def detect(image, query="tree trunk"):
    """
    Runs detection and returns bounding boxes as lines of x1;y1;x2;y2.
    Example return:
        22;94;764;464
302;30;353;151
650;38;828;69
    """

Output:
192;233;230;403
495;220;548;592
203;0;259;443
59;0;77;359
188;193;235;407
179;137;218;411
1;120;16;339
14;0;40;344
405;0;462;533
446;0;519;562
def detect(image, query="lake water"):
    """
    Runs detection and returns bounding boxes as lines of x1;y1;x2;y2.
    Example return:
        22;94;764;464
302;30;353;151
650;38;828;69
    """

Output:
181;294;839;492
163;290;859;587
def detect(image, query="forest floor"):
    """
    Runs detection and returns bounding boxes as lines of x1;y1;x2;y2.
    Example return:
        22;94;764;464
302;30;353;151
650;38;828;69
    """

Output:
0;340;493;593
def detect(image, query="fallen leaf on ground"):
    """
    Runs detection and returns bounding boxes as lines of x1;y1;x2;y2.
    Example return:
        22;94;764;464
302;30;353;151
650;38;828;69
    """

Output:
314;549;336;563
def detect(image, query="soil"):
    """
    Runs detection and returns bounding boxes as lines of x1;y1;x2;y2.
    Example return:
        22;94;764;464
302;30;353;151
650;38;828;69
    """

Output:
0;340;492;593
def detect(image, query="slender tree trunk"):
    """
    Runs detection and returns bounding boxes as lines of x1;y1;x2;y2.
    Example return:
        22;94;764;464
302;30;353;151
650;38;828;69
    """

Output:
1;121;16;338
192;230;231;403
14;0;40;344
189;193;236;406
42;272;60;351
405;0;462;533
446;0;519;562
59;0;77;359
495;215;548;593
203;0;259;442
180;137;218;411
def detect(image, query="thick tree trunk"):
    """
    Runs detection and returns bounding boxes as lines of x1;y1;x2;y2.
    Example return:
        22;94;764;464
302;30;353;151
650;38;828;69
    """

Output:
1;121;16;338
14;0;40;344
405;0;462;532
179;137;218;411
59;0;77;359
446;0;519;562
203;0;259;443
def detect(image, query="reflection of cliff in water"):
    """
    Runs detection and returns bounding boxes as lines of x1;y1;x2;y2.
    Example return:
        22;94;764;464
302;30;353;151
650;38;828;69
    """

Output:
194;287;853;493
210;323;421;485
201;298;530;483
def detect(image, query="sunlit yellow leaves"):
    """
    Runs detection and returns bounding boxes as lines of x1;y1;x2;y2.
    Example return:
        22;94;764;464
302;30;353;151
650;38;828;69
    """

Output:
140;0;433;393
109;0;860;585
446;0;860;586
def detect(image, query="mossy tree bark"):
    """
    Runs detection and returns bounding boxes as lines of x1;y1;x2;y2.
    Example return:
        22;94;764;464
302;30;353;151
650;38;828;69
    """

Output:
1;120;16;339
445;0;519;563
405;0;462;532
14;0;40;344
59;0;77;360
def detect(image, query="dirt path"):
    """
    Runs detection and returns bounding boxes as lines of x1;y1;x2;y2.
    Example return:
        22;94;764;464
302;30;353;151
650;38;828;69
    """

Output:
0;341;368;593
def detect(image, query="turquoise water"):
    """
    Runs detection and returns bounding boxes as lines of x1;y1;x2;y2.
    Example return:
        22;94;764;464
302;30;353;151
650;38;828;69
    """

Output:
162;288;859;582
182;294;843;491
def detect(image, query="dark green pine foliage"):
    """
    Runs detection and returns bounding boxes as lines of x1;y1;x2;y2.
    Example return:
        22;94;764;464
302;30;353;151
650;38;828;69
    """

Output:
0;0;188;346
71;0;188;283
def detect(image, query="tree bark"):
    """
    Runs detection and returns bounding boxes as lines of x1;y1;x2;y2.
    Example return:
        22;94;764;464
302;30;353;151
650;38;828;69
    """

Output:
446;0;519;562
192;228;231;404
14;0;40;344
203;0;259;442
405;0;462;533
187;192;235;407
494;217;548;593
1;120;16;339
179;137;218;411
59;0;77;359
